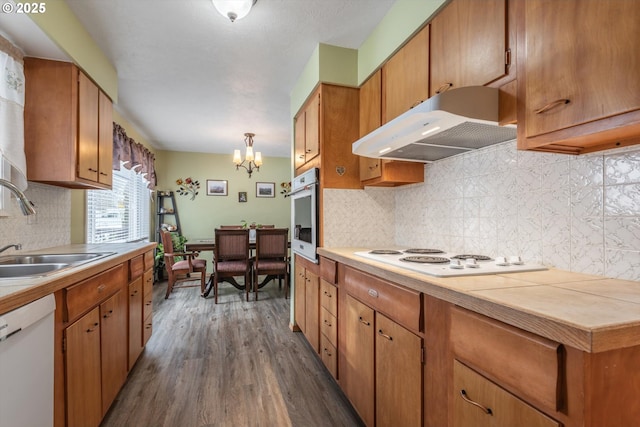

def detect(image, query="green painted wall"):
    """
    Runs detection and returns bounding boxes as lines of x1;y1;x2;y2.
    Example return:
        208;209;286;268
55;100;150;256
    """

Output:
24;0;118;101
154;151;291;244
358;0;447;83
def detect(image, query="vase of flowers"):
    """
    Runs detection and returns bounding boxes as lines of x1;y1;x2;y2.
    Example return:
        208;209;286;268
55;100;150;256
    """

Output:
176;177;200;200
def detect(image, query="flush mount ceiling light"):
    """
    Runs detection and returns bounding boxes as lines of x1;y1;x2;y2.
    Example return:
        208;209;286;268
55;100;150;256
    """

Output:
233;133;263;178
212;0;257;22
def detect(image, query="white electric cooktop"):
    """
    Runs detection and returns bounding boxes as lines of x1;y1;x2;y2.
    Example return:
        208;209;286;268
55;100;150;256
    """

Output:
354;248;547;278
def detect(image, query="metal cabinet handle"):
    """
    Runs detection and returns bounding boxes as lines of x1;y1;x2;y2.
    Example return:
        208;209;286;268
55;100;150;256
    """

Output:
323;291;332;297
86;322;99;333
323;319;332;327
323;347;332;356
435;83;453;94
88;168;98;173
97;284;106;293
460;390;493;415
103;309;113;319
99;171;108;176
358;316;370;326
534;98;570;114
378;329;393;341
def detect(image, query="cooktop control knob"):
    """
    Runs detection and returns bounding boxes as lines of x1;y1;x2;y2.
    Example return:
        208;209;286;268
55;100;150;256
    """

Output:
509;256;524;265
449;259;464;269
465;258;480;268
495;256;509;266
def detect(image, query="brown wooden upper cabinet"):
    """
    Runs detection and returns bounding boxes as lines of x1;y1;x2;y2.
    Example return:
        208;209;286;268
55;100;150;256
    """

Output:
24;58;113;189
358;70;424;186
430;0;508;97
294;91;320;170
382;24;430;123
517;0;640;154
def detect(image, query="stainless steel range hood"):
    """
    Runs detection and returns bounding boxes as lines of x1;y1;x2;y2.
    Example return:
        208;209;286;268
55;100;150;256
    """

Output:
352;86;516;163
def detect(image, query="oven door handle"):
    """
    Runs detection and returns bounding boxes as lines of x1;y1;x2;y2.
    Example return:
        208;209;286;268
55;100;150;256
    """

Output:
286;181;318;198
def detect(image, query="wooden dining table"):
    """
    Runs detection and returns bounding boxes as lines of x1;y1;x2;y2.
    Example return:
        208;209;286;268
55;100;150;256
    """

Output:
184;238;291;297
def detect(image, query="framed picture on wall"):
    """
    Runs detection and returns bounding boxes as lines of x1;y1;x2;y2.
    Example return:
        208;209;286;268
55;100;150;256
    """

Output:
206;179;228;196
256;182;275;198
238;191;247;202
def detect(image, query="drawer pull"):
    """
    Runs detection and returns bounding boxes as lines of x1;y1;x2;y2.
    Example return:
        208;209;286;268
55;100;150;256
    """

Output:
86;322;99;333
323;347;332;356
358;316;371;326
435;82;453;94
103;309;113;319
323;319;332;327
131;289;139;296
97;284;106;293
534;98;570;114
367;289;379;298
99;171;109;176
378;329;393;341
88;168;98;173
323;291;332;298
460;389;493;415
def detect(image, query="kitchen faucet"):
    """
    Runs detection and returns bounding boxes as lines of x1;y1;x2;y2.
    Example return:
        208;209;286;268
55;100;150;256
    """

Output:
0;243;22;254
0;179;36;215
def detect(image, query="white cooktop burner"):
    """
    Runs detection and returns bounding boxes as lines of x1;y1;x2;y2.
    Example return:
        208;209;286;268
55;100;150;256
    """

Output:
355;249;547;278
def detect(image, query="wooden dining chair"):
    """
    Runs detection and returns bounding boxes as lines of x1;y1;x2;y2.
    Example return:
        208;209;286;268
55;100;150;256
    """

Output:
252;227;289;300
213;228;251;303
220;225;244;229
161;230;207;298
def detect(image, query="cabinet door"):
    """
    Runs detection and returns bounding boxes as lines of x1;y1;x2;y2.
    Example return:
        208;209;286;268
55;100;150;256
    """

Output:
522;0;640;139
430;0;507;97
65;307;102;427
359;70;382;181
383;24;429;122
98;90;113;186
128;277;144;369
453;360;560;427
77;72;100;183
100;289;128;415
343;295;375;427
294;110;306;169
375;313;422;427
304;268;320;353
294;264;306;333
304;92;320;163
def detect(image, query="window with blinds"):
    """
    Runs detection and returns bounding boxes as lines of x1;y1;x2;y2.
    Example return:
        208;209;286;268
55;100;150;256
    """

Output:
86;163;150;243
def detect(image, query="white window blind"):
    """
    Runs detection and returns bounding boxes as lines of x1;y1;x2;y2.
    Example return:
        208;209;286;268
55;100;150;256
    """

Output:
87;163;150;243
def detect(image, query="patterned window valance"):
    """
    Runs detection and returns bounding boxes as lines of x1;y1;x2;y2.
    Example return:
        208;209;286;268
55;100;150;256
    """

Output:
113;123;156;188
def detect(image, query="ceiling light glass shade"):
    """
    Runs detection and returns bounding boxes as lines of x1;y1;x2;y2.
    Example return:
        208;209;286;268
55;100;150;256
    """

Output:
233;133;262;178
233;149;242;165
212;0;257;22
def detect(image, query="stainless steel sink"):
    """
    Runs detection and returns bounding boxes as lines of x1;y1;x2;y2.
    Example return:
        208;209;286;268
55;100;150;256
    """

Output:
0;263;70;278
0;252;115;279
0;252;111;265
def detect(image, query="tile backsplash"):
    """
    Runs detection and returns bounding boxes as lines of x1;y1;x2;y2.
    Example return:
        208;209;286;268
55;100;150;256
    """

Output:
0;182;71;251
323;141;640;281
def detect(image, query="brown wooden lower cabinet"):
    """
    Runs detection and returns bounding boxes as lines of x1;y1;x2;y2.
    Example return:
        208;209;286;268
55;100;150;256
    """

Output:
128;276;143;368
65;307;102;427
99;289;128;416
453;360;560;427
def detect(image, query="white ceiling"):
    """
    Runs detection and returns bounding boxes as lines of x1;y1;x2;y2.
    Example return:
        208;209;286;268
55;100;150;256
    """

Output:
4;0;396;158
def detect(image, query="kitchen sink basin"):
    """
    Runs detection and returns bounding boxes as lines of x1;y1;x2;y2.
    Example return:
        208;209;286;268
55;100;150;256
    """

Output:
0;252;112;265
0;252;115;279
0;263;70;278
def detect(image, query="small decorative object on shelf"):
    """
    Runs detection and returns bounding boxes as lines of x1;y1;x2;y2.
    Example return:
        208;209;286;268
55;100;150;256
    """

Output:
176;177;200;200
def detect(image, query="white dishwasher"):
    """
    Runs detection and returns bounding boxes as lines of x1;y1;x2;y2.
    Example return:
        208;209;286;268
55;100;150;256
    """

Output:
0;294;55;427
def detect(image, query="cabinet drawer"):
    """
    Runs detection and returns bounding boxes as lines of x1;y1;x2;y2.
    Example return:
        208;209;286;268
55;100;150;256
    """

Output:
320;257;337;284
143;291;153;320
451;306;564;411
453;360;560;427
143;268;154;295
320;333;338;379
143;250;154;271
320;279;337;316
65;264;126;322
143;314;153;345
320;307;337;347
129;255;144;280
343;266;421;332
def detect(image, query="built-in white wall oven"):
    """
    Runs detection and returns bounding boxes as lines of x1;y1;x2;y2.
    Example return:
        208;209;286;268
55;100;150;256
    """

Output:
290;168;319;263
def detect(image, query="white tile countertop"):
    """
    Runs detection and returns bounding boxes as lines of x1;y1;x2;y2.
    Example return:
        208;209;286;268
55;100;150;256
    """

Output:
318;247;640;353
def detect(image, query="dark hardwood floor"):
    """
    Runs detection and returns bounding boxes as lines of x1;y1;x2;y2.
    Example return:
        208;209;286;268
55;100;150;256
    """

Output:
101;278;363;427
